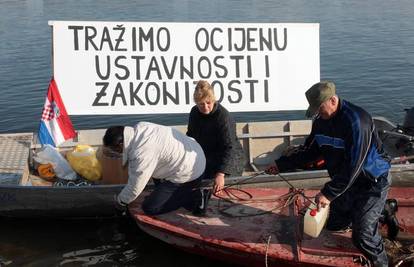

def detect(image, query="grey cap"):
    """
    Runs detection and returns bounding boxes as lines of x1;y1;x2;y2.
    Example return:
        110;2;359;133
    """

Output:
305;81;336;118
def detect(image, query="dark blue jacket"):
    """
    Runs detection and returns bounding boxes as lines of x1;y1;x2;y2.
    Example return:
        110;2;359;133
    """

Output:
276;99;390;200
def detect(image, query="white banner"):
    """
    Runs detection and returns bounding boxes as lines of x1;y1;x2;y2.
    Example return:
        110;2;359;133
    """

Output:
49;21;320;115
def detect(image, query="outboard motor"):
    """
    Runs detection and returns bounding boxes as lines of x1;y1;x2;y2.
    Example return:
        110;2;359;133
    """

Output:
402;107;414;136
395;107;414;156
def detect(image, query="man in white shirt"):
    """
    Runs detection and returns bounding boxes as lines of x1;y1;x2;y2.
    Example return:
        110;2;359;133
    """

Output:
102;122;208;215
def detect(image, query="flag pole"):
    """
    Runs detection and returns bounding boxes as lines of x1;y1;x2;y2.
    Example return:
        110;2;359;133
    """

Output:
35;22;55;147
49;21;54;78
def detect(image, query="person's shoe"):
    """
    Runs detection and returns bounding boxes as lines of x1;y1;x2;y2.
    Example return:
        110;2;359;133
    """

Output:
192;188;212;217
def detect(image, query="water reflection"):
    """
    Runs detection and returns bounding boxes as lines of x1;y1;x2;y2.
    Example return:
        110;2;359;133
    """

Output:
60;243;138;266
0;217;233;266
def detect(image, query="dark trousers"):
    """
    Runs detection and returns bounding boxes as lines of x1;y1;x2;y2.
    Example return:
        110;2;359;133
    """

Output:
141;177;202;215
326;173;391;267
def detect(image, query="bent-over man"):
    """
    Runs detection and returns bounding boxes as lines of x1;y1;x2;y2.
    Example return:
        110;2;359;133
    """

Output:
103;122;208;216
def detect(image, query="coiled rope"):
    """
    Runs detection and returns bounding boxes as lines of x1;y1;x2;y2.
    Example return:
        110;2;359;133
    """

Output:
213;171;317;218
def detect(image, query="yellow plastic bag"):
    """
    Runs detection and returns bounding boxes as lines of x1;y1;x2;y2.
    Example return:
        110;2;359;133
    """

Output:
66;145;102;181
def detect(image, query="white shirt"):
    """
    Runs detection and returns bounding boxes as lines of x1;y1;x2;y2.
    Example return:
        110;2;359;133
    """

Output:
118;122;206;204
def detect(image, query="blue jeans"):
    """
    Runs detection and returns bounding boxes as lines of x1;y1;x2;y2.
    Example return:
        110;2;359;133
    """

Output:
141;177;202;215
326;173;391;267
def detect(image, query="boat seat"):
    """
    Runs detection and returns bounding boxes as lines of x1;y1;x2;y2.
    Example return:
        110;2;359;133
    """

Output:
236;121;312;171
0;134;32;186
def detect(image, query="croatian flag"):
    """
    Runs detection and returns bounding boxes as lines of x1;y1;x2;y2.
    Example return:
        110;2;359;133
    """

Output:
38;78;76;146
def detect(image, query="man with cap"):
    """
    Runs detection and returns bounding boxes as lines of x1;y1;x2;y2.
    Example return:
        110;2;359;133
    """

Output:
266;81;391;266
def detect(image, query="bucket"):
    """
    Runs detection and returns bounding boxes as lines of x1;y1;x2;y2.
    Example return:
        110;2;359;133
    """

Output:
303;203;329;238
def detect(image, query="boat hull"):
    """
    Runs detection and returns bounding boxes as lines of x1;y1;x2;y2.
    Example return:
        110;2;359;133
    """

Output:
1;167;413;218
129;187;414;267
0;184;123;218
1;118;413;219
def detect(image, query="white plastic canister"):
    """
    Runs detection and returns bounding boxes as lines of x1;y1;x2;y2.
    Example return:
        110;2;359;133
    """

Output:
303;203;329;238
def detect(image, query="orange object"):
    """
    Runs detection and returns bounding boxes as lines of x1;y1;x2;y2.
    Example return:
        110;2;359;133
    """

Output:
38;163;56;181
315;158;326;168
305;157;326;170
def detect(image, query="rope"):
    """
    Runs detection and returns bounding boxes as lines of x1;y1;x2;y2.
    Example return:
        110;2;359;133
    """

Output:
265;235;271;267
217;190;298;218
395;254;414;267
391;239;414;267
217;187;253;201
212;171;318;218
275;172;317;207
219;171;266;191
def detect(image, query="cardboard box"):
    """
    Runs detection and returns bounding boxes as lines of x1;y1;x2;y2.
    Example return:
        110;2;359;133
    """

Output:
96;147;128;184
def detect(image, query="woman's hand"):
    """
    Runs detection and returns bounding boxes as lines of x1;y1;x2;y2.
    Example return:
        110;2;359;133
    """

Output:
213;172;225;195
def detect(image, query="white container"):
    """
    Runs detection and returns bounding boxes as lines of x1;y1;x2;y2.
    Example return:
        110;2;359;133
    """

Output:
303;203;329;238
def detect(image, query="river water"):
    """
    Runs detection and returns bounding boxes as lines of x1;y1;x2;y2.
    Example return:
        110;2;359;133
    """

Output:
0;0;414;266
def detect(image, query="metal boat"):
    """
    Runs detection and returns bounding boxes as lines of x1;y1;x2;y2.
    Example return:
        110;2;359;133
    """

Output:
1;109;413;218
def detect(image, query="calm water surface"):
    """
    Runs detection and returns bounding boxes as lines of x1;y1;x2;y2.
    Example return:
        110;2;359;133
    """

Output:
0;217;231;267
1;0;414;134
1;0;414;266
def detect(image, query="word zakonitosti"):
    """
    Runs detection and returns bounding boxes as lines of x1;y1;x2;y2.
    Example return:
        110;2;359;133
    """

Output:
93;79;270;107
92;54;271;107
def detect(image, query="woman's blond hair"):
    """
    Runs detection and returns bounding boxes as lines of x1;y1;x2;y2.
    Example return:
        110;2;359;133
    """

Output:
193;80;216;103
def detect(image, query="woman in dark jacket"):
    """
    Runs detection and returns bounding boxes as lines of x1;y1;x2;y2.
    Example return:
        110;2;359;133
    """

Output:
187;80;246;195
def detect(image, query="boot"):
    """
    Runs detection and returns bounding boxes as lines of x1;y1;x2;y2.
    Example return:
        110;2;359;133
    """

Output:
192;188;212;217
